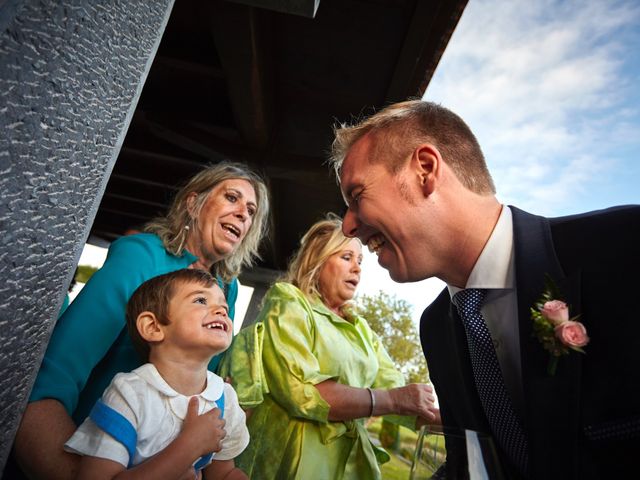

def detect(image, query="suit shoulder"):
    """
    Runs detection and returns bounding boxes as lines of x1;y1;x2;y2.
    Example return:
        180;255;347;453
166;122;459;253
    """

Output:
550;205;640;268
421;288;450;325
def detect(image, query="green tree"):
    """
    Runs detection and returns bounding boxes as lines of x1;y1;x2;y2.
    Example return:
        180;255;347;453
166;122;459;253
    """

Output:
75;264;98;284
355;291;428;384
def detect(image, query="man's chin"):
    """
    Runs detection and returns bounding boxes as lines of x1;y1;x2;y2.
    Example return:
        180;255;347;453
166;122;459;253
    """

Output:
378;257;410;283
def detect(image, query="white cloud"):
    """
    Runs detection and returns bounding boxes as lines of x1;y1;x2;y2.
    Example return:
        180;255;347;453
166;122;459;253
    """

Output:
425;0;640;215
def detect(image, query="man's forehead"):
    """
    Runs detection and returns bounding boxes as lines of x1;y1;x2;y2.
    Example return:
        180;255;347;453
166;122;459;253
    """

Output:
339;134;373;184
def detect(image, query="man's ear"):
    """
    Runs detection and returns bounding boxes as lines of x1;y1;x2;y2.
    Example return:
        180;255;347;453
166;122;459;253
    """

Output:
136;312;165;343
413;144;441;196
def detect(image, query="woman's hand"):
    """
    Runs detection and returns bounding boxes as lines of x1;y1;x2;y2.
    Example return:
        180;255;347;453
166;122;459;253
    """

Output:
180;396;226;457
416;408;442;428
385;383;438;420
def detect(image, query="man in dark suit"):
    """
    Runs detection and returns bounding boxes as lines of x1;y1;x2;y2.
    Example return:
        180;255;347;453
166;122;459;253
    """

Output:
330;100;640;479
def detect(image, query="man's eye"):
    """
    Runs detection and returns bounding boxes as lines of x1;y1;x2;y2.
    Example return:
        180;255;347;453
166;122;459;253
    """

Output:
194;296;207;305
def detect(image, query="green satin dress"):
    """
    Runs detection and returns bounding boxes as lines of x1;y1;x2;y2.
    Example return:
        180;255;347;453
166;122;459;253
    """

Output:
220;282;414;480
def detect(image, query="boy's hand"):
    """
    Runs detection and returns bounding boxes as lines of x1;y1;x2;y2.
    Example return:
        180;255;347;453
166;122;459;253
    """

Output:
177;467;202;480
181;396;226;457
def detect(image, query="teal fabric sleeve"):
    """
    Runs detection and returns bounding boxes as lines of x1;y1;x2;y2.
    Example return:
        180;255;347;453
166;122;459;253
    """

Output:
209;277;238;374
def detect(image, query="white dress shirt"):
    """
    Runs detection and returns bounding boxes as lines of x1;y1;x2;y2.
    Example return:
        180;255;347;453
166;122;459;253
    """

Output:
65;363;249;467
447;206;524;415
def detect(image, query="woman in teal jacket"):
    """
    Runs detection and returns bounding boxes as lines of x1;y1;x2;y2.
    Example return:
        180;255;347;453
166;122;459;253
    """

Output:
14;162;270;480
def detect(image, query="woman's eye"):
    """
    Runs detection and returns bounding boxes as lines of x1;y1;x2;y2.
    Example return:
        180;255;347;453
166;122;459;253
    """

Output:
226;193;237;203
248;207;256;217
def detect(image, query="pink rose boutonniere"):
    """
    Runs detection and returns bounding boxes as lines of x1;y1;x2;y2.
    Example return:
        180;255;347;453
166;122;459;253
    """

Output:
530;276;589;375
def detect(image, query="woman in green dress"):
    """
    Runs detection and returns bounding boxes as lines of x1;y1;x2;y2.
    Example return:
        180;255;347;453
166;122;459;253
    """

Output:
224;215;439;479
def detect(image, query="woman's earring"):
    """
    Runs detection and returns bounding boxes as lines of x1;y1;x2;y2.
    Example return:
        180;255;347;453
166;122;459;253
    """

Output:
177;223;191;253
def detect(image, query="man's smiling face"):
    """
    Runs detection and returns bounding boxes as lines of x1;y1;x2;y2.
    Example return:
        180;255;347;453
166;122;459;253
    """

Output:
339;133;431;283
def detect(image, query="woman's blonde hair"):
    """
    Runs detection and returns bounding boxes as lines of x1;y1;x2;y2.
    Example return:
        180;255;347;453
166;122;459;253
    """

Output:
284;214;358;302
144;161;270;283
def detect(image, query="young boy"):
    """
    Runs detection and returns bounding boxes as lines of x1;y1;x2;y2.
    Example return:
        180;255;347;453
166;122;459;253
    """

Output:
65;269;249;479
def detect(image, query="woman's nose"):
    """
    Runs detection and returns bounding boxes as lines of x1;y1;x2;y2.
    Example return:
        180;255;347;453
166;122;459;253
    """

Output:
234;203;248;221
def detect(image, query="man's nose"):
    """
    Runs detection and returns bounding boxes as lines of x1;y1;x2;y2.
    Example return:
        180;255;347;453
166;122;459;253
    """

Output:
342;208;359;238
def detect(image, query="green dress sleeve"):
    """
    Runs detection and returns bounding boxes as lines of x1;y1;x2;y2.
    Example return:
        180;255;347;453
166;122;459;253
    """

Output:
369;328;405;390
260;283;332;423
218;321;268;407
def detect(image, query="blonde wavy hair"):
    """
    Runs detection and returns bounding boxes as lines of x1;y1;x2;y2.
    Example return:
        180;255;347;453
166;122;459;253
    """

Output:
144;161;270;283
283;214;360;305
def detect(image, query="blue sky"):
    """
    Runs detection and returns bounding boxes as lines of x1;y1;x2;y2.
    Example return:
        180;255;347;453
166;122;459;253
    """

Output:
357;0;640;326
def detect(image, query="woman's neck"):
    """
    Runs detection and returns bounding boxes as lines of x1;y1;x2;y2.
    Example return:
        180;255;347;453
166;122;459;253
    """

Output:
184;235;216;272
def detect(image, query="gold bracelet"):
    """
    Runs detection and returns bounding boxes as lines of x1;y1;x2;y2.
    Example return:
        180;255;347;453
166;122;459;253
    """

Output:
366;387;375;417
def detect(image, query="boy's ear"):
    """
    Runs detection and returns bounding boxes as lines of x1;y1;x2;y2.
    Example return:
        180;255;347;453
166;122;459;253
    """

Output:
136;312;165;343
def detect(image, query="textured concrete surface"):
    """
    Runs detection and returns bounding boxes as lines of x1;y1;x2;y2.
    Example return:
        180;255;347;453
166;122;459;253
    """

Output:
0;0;174;469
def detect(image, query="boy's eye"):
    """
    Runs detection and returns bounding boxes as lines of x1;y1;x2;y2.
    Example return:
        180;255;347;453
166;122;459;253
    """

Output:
194;296;207;305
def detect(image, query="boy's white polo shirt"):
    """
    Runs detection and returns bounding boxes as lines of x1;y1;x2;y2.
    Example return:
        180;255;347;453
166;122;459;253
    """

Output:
65;363;249;467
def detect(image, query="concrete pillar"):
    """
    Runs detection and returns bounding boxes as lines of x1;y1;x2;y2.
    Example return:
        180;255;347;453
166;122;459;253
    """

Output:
239;266;282;327
0;0;174;469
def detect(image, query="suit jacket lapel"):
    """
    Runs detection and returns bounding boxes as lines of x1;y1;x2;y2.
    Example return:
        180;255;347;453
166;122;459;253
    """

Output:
511;206;582;479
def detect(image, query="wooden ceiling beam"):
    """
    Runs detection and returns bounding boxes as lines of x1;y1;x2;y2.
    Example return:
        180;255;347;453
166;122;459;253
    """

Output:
385;0;467;102
209;1;274;150
225;0;321;19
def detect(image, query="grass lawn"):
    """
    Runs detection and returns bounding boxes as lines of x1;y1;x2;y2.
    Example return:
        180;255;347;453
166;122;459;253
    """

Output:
367;417;447;480
380;452;411;480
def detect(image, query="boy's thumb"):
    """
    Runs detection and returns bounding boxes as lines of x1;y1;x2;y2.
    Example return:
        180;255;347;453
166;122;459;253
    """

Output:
187;396;200;417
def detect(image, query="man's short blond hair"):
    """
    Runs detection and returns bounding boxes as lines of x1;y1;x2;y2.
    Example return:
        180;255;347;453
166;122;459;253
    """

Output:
330;100;495;195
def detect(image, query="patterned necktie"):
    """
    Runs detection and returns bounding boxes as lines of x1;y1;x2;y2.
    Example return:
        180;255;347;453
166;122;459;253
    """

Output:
454;288;529;475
